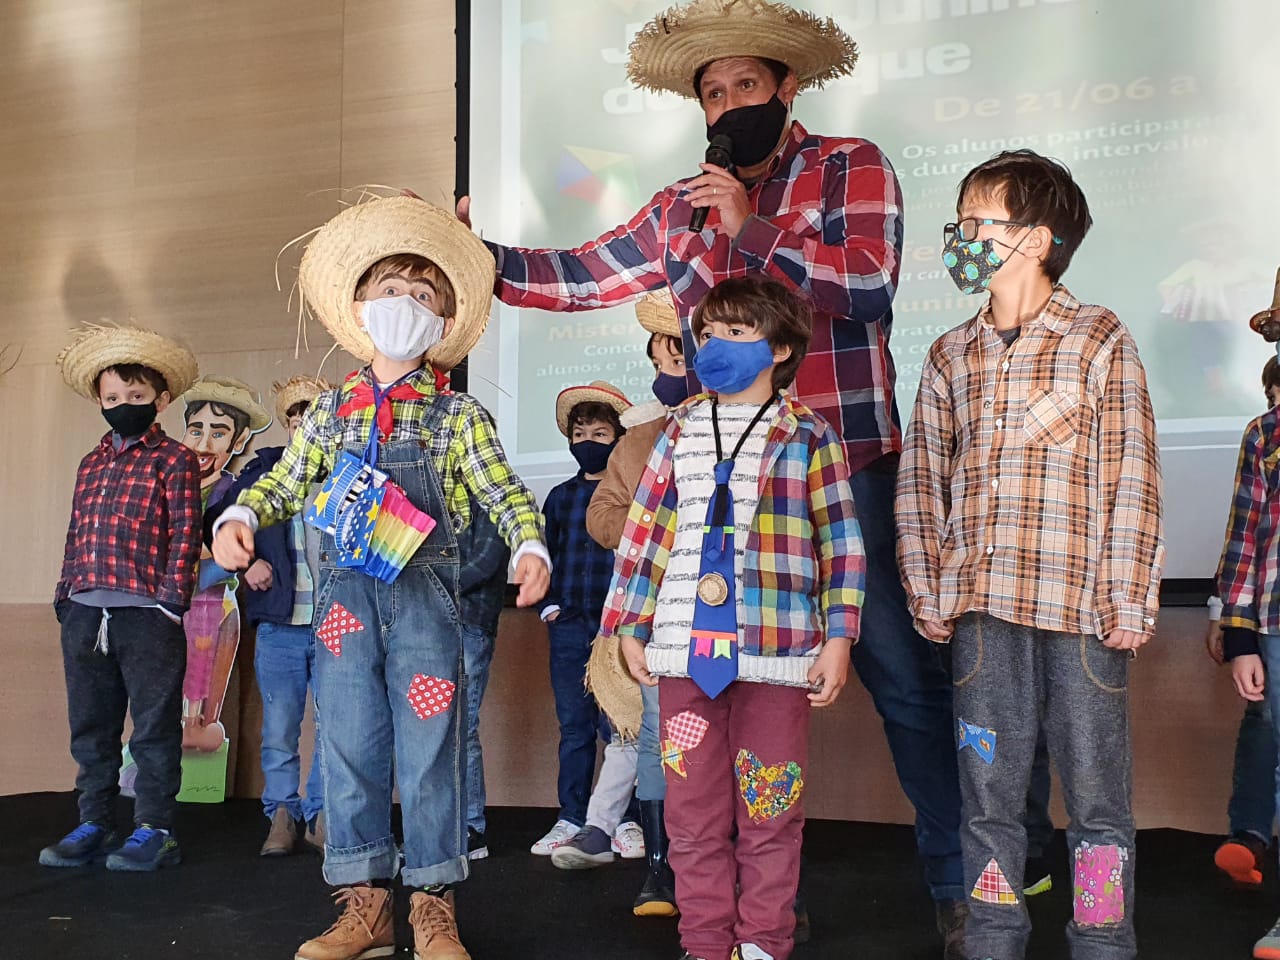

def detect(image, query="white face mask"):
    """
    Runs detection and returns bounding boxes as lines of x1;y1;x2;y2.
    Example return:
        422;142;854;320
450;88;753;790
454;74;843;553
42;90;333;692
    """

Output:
360;295;446;362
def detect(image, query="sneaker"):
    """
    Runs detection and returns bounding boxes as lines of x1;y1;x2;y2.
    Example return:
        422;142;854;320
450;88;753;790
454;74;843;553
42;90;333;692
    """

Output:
105;826;181;872
612;820;645;859
38;822;119;867
550;825;615;869
1217;832;1268;887
732;946;775;960
1257;914;1280;959
530;818;579;855
1023;855;1053;896
408;890;471;960
934;898;968;960
677;954;709;960
466;828;489;861
305;812;327;854
296;885;395;960
262;807;301;857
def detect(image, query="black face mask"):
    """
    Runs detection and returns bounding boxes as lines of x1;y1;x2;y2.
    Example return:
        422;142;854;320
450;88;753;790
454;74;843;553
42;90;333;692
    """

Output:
570;440;617;475
102;401;157;438
705;94;790;168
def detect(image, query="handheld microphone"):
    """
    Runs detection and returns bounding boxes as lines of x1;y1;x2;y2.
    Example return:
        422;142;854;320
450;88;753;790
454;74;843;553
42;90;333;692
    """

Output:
689;134;734;233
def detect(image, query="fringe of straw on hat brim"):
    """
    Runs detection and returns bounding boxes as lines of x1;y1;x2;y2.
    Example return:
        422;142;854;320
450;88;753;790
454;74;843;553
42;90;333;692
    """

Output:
273;377;332;425
57;323;199;401
183;379;273;432
626;4;858;98
556;384;632;437
586;634;644;741
636;295;682;339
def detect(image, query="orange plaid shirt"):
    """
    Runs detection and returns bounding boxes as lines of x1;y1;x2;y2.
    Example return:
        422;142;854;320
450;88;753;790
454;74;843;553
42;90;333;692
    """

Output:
895;285;1164;640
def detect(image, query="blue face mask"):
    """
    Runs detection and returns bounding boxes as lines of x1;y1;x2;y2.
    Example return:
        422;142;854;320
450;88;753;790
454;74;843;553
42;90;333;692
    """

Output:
652;371;690;408
692;336;775;395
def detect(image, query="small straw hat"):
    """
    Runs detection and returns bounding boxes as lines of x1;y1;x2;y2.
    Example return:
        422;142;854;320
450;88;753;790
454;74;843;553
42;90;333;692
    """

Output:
636;289;682;338
556;380;632;437
297;195;495;371
586;634;644;740
58;323;199;401
1249;267;1280;337
273;375;333;425
627;0;858;99
183;376;273;433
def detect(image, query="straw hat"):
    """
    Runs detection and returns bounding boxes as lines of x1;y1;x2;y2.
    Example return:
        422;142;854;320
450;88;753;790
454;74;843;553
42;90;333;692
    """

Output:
586;634;643;740
296;195;496;371
627;0;858;99
636;289;682;338
1249;267;1280;339
272;375;333;425
58;323;199;401
183;376;272;432
556;380;632;437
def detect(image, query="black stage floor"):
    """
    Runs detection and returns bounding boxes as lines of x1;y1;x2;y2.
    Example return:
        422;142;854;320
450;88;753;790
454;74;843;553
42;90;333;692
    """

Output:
0;792;1267;958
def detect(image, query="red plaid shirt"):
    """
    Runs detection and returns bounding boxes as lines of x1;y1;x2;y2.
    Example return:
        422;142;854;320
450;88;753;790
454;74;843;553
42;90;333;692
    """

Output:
491;121;905;474
56;423;203;609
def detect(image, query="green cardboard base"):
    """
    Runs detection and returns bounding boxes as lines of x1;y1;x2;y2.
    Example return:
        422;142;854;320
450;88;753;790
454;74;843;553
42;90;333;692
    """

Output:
120;740;230;804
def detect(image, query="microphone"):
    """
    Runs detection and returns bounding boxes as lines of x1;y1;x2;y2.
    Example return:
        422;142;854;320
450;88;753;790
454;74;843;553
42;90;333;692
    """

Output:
690;134;734;233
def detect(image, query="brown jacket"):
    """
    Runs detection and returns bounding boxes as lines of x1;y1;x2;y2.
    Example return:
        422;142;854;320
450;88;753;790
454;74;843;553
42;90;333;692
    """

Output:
586;401;667;550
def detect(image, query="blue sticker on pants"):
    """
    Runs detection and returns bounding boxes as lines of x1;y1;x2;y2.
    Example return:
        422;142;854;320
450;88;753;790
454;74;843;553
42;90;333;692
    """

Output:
957;719;997;764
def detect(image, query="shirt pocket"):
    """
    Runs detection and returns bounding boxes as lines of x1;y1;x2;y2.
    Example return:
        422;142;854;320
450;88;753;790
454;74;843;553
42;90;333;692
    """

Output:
1023;389;1083;448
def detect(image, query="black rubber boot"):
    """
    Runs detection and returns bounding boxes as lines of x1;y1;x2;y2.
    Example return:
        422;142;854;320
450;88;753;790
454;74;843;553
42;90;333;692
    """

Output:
633;800;678;917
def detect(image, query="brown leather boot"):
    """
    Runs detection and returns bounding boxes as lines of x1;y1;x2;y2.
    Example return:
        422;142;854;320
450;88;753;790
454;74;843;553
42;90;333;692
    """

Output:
408;891;471;960
260;808;299;857
295;886;395;960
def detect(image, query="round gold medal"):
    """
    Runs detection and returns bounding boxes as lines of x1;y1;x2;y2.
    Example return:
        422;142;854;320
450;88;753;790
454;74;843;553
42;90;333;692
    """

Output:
697;572;729;606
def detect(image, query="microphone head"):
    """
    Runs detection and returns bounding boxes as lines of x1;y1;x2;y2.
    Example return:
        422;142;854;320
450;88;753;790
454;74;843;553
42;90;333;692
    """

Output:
706;133;734;168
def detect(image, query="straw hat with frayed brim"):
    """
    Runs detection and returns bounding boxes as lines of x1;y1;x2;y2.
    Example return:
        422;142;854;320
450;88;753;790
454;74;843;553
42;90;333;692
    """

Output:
636;289;682;338
297;195;495;371
556;380;632;437
586;634;644;740
1249;267;1280;336
627;0;858;99
273;375;333;425
183;376;273;433
58;323;199;402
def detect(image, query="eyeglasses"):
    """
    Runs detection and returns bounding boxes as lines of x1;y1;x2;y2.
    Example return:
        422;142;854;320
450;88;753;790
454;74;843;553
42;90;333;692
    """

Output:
943;218;1064;245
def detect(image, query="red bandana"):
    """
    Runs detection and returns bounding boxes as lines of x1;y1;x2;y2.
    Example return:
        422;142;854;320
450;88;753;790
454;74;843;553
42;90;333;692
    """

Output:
337;380;424;440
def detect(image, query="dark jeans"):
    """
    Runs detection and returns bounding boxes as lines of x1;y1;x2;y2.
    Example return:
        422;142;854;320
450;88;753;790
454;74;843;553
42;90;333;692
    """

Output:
850;465;964;899
547;613;608;826
59;602;186;830
1026;729;1055;859
1228;697;1276;840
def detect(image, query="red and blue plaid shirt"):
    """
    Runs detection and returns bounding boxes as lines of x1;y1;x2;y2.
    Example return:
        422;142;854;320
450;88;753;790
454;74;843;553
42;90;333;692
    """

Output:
540;472;615;624
1217;407;1280;635
56;423;203;609
491;121;905;475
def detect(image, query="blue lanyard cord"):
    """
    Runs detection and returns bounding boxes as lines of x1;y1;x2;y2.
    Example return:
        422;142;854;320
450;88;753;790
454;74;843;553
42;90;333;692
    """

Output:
361;373;417;470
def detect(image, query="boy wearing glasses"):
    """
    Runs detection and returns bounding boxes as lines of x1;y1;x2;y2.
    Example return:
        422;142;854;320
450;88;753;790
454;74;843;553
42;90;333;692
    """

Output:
896;150;1164;960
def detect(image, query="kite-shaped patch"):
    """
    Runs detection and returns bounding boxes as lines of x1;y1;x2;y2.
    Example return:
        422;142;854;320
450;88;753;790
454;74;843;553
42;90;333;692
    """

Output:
661;740;687;778
971;858;1018;905
665;711;708;751
735;750;803;823
407;674;456;720
316;602;365;657
957;718;997;765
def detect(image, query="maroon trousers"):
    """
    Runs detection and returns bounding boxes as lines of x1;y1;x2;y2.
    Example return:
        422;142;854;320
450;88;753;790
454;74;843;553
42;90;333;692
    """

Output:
660;676;810;960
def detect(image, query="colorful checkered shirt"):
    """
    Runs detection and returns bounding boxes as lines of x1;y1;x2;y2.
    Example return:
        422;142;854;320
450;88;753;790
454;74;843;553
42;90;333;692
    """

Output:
896;285;1165;640
1216;407;1280;635
56;423;204;609
540;472;615;623
237;367;544;551
599;393;865;658
490;121;904;475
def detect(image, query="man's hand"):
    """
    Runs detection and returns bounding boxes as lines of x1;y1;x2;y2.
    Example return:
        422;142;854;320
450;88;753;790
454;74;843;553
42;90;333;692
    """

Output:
543;609;560;622
918;618;953;642
244;559;273;591
456;195;472;229
1205;621;1225;665
1103;629;1148;651
514;554;550;608
686;164;751;238
1233;653;1267;702
620;635;656;687
212;520;255;571
807;637;852;707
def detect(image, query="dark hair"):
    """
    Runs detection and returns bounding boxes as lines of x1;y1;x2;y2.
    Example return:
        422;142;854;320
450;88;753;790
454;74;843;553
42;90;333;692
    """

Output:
285;400;310;420
184;399;252;438
645;332;685;362
1264;357;1280;403
94;363;168;398
694;57;790;101
956;149;1092;283
690;276;812;392
354;253;457;319
567;400;625;439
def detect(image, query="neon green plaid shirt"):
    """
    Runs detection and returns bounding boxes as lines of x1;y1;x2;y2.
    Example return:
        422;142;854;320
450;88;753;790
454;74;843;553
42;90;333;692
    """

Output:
237;367;544;551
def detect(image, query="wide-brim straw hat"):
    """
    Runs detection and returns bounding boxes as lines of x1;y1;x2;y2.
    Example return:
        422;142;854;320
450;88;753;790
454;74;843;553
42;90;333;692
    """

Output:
586;634;643;740
636;289;682;338
58;323;199;401
556;380;632;437
183;376;273;432
1249;266;1280;335
273;375;333;425
627;0;858;99
297;195;495;371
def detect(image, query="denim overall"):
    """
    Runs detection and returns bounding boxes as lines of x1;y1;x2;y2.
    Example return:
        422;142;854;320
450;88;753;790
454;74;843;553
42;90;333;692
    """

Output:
312;397;468;888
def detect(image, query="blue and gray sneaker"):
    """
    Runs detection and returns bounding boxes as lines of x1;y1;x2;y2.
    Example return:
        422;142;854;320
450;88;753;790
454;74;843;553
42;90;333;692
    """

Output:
38;822;119;867
105;825;181;872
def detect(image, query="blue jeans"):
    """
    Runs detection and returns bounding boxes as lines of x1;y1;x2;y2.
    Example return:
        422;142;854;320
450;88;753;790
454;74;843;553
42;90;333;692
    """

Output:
255;621;323;823
636;681;666;801
461;622;495;834
1229;696;1277;840
851;465;964;900
548;613;609;826
1255;637;1280;846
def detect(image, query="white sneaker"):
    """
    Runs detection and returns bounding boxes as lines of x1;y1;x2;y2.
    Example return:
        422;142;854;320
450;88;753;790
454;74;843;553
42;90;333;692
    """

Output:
530;819;579;855
611;820;645;859
735;944;775;960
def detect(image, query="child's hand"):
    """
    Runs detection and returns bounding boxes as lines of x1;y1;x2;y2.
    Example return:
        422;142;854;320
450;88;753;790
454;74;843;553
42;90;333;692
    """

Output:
1103;629;1148;651
918;619;953;642
1232;654;1267;702
513;554;550;608
212;521;255;571
1205;621;1225;665
244;559;273;591
807;637;852;707
620;635;656;686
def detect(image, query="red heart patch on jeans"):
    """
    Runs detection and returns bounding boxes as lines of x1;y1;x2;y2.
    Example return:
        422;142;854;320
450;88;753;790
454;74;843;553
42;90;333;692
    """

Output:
407;674;456;720
316;602;365;657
